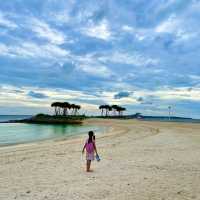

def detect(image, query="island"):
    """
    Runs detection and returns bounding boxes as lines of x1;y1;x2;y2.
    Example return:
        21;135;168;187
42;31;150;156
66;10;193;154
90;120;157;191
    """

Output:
3;114;85;124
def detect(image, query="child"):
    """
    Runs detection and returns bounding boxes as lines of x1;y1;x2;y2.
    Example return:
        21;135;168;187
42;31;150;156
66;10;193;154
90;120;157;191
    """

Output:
82;131;98;172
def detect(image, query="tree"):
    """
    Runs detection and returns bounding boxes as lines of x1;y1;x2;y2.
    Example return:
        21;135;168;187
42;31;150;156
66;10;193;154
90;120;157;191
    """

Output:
70;104;76;115
74;105;81;115
116;106;121;116
62;102;71;116
51;102;59;115
111;105;118;116
56;102;63;115
120;107;126;116
99;105;105;116
104;105;112;116
116;106;126;116
59;102;64;116
135;112;142;118
50;102;81;116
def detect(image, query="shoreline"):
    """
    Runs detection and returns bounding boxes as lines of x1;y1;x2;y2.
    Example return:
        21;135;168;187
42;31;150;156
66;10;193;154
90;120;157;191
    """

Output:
0;118;199;152
1;118;200;200
0;117;199;151
0;120;112;151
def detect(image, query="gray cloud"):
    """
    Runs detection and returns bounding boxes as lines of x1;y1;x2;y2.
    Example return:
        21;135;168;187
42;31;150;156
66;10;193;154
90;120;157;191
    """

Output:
114;91;132;99
137;97;144;102
28;91;48;99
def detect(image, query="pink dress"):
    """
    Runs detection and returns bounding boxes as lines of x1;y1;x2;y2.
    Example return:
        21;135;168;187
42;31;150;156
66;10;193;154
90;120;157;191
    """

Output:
85;140;95;161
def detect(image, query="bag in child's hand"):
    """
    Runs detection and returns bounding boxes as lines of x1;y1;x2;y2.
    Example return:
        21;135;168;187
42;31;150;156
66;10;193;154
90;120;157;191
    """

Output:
96;154;100;162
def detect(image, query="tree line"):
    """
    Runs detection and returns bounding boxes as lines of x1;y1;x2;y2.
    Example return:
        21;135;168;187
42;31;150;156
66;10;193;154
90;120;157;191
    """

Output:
99;105;126;117
51;102;81;116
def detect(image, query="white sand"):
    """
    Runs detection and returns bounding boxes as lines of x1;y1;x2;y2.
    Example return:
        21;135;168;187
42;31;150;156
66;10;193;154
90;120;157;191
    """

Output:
0;119;200;200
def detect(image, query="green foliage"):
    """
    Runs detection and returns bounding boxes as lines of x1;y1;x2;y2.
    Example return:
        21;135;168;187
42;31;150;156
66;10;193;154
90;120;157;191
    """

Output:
98;104;126;117
51;102;81;116
28;113;86;124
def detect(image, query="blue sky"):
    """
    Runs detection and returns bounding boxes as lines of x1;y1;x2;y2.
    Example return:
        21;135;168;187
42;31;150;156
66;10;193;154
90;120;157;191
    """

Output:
0;0;200;118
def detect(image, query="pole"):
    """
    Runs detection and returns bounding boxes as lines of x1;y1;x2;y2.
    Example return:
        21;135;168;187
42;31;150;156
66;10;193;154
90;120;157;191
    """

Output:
168;106;171;121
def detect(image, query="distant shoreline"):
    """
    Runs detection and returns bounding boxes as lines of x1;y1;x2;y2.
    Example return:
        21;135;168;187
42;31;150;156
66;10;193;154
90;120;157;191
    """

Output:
0;114;199;124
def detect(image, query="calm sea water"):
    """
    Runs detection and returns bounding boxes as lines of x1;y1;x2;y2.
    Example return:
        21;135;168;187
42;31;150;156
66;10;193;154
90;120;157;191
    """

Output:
0;115;32;122
0;115;104;146
140;117;200;123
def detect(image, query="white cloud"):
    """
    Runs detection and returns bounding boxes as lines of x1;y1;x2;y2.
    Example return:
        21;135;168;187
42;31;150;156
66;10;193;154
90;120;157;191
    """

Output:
189;75;200;81
49;11;70;24
0;43;9;56
30;18;66;45
155;14;179;33
122;25;134;32
98;51;159;67
155;13;198;42
0;13;18;29
122;25;156;41
154;87;200;101
82;19;112;41
79;64;112;78
0;42;69;60
72;53;114;78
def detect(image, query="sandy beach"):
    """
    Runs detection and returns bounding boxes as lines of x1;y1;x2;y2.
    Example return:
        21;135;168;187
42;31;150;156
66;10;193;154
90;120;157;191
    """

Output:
0;119;200;200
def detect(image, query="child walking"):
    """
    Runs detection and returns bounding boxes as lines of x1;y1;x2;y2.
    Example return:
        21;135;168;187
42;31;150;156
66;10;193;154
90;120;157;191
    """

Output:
82;131;98;172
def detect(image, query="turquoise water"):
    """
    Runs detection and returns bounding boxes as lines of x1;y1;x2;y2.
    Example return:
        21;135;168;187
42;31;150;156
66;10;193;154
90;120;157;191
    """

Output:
0;116;103;146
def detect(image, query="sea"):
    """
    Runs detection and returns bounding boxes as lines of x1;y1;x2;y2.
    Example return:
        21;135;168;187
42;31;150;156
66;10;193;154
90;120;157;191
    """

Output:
0;115;104;147
140;116;200;123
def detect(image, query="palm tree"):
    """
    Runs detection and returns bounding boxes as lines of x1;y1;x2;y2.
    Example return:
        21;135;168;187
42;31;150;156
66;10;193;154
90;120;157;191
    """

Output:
56;102;62;115
74;105;81;115
51;102;59;115
116;106;126;116
99;105;105;116
59;102;64;116
62;102;71;116
115;106;120;116
104;105;112;116
111;105;118;116
70;104;76;115
50;102;81;116
120;107;126;116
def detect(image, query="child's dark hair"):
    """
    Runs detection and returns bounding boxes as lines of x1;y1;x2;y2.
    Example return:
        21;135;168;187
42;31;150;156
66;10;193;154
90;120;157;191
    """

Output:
88;131;94;143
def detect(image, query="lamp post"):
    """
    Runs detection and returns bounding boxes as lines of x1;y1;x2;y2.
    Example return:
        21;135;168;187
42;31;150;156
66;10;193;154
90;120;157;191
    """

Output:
168;106;171;121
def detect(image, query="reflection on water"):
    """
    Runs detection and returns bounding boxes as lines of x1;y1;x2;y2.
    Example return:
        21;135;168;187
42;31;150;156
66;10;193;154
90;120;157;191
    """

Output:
52;125;76;135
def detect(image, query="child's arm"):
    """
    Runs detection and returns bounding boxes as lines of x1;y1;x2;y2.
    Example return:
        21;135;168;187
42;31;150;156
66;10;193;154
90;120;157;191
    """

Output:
82;143;86;154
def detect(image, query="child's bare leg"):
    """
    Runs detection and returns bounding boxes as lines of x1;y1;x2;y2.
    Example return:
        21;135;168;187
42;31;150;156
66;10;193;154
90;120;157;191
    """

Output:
86;160;91;172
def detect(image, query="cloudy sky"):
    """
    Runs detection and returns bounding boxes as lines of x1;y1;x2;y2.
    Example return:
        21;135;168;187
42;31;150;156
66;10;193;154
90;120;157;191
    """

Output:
0;0;200;118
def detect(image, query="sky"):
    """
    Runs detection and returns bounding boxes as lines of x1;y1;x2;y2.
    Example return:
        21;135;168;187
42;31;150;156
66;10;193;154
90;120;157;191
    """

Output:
0;0;200;118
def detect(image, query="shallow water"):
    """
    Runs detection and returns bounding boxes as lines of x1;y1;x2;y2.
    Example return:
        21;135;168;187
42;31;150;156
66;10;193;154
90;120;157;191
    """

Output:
0;115;103;146
0;115;31;122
